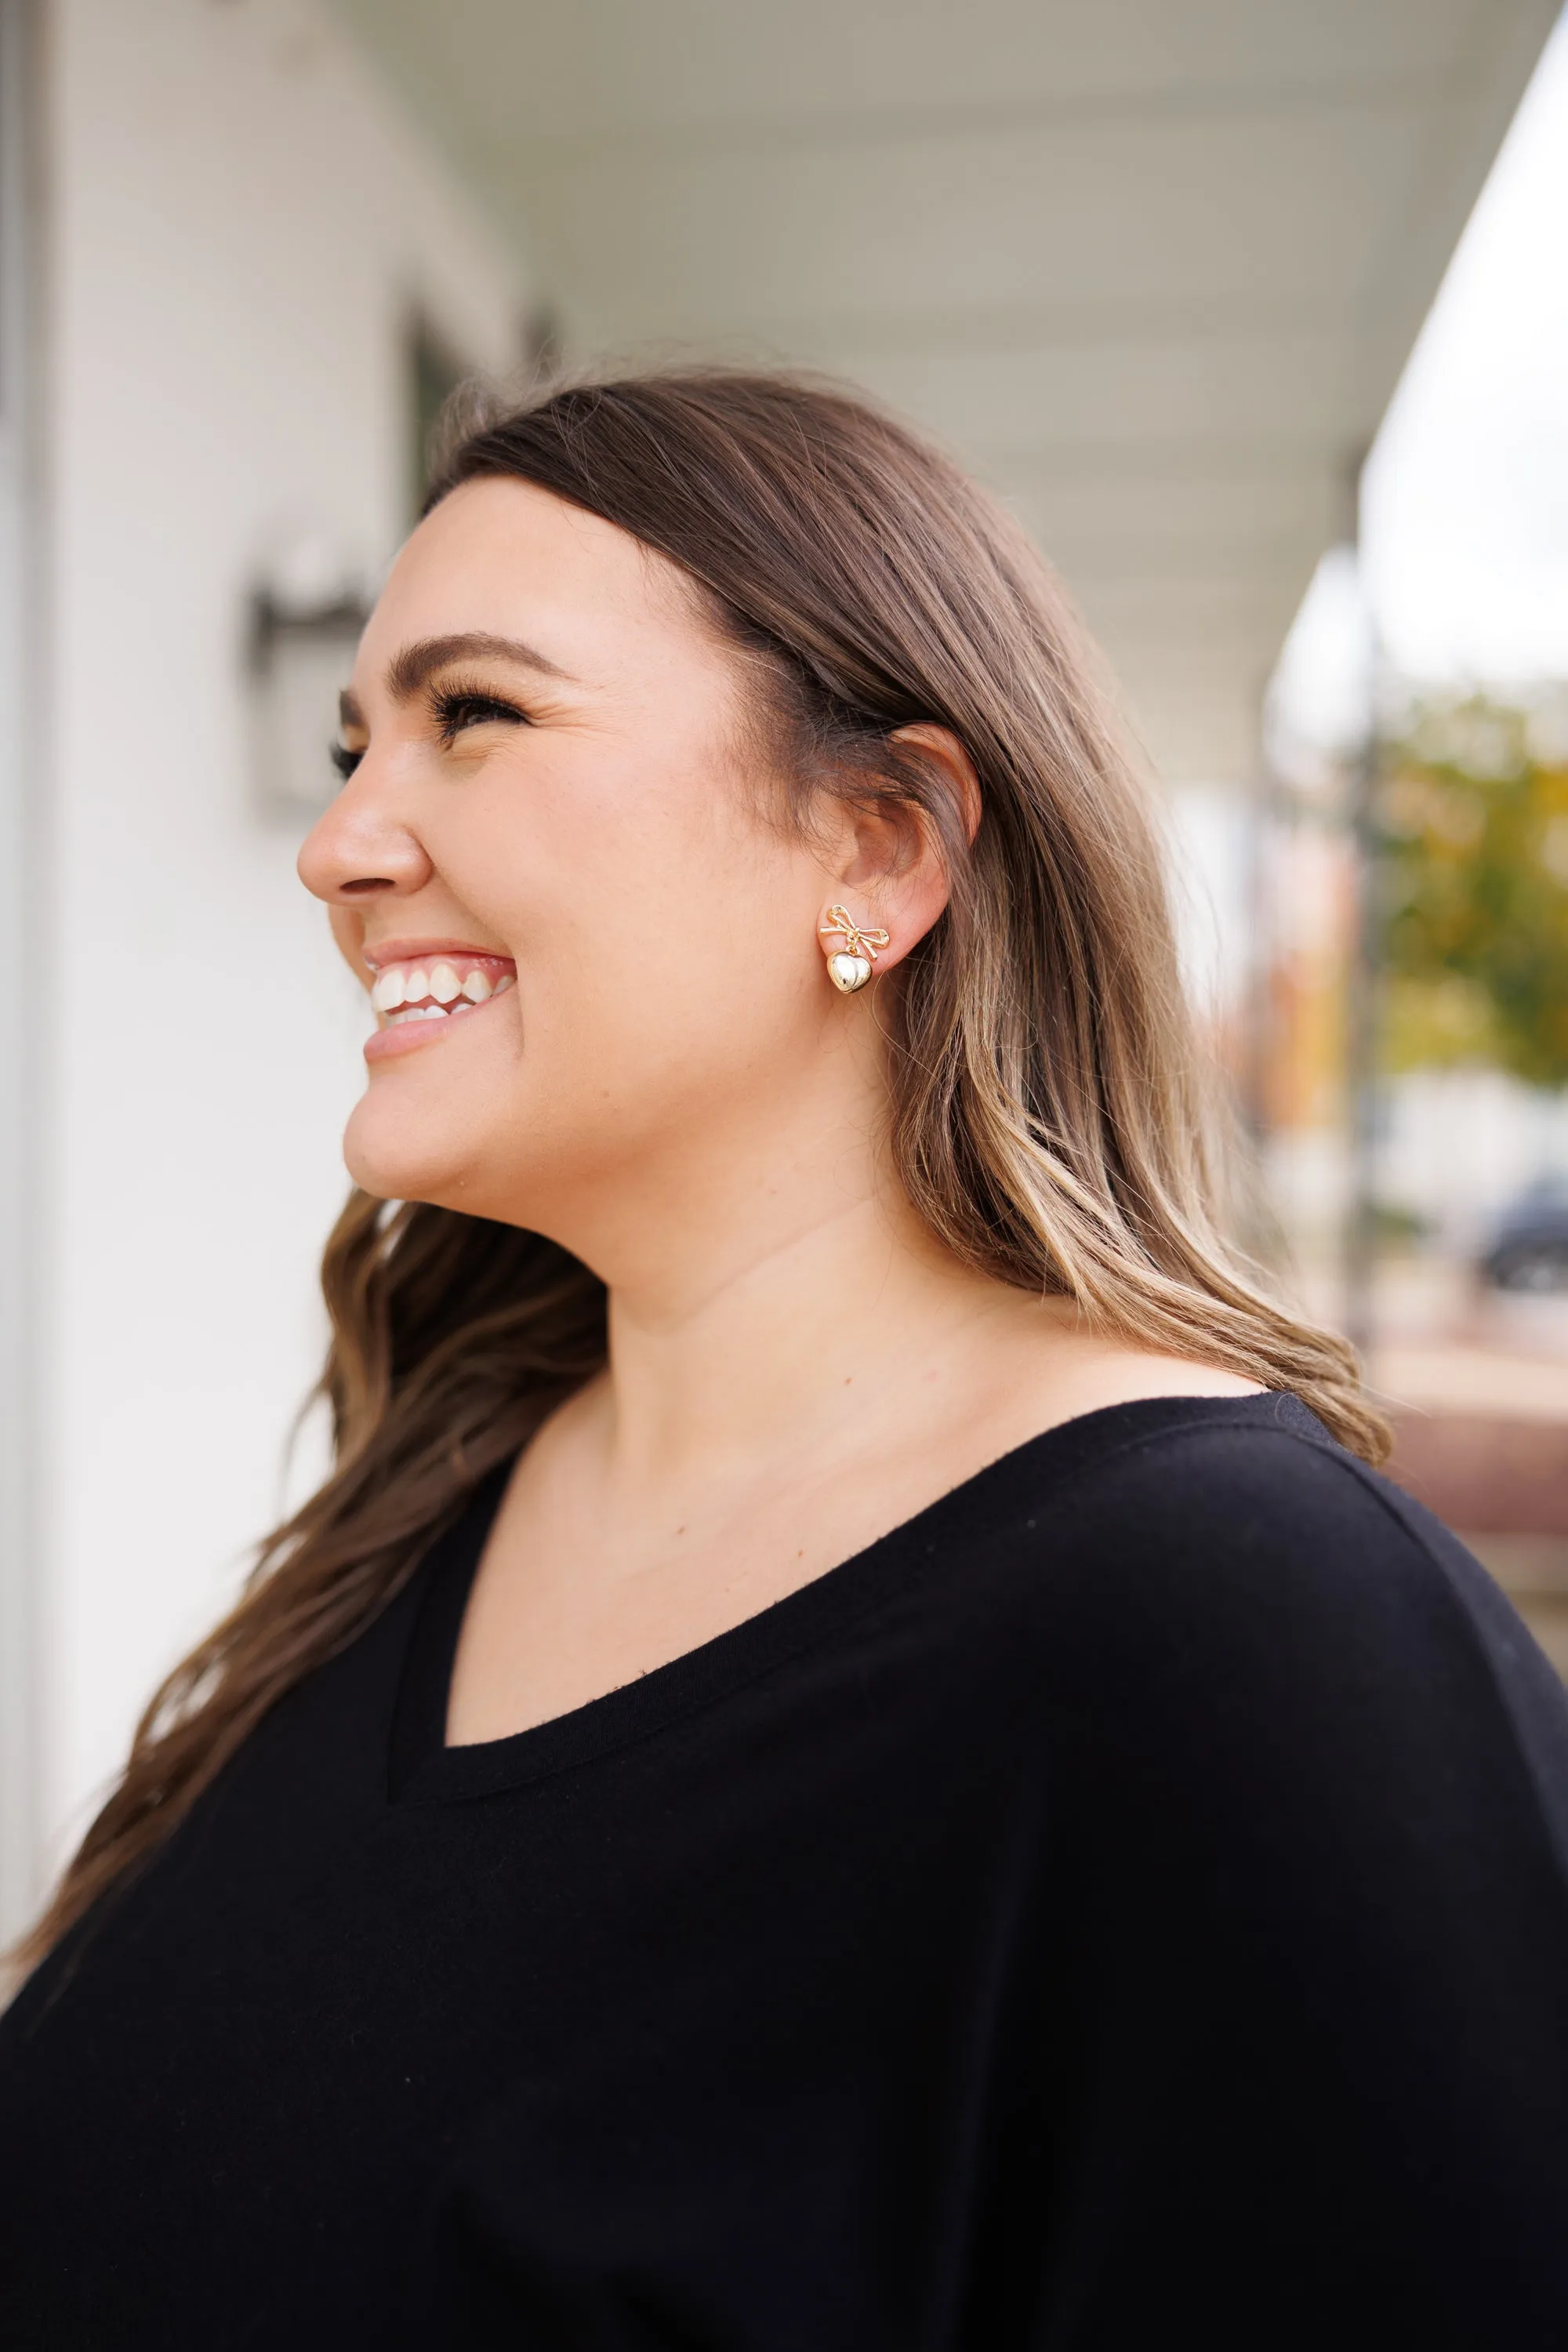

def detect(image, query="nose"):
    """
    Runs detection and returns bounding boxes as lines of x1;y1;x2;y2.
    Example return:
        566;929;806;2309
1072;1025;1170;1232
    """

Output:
297;764;434;907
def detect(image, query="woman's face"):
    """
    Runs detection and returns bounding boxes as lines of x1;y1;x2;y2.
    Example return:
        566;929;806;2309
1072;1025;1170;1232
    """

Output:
299;478;876;1252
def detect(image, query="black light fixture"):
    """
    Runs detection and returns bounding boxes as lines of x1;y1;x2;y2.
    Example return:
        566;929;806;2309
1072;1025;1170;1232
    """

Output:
245;575;371;822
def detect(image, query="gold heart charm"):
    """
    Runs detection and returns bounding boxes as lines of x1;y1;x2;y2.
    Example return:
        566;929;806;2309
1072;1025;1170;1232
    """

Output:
827;951;873;994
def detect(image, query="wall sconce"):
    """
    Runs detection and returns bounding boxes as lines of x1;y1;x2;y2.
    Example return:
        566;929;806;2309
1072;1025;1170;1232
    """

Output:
245;578;370;822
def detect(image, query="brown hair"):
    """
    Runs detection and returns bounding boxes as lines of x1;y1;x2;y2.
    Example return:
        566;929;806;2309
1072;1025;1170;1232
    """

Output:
17;368;1385;1971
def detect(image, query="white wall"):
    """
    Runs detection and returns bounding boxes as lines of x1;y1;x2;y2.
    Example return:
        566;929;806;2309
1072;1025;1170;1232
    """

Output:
1380;1072;1568;1253
40;0;525;1866
1163;783;1256;1029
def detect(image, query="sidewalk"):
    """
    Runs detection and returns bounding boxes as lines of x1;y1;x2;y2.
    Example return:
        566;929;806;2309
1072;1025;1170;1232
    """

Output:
1370;1339;1568;1678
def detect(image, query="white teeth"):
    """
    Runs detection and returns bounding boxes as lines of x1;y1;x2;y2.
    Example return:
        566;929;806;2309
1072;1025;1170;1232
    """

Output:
371;956;514;1022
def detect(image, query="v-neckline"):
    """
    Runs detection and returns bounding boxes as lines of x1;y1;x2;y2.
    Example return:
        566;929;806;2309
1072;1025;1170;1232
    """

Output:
386;1390;1323;1807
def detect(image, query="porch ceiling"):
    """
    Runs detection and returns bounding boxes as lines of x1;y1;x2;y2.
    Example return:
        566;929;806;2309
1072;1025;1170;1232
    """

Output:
330;0;1559;782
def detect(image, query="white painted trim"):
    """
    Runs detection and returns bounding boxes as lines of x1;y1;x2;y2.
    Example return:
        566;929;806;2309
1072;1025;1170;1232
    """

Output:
0;0;45;1944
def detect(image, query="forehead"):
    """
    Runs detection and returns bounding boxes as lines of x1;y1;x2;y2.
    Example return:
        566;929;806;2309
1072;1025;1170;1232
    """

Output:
359;476;710;680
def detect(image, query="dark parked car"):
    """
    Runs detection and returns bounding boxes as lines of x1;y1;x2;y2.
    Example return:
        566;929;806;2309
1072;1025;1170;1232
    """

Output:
1481;1178;1568;1293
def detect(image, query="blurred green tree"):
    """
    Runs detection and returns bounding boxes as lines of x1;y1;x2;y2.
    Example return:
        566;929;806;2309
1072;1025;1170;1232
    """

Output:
1377;697;1568;1087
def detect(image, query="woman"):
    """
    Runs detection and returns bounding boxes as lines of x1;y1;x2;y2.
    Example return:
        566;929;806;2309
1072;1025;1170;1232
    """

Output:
2;371;1566;2347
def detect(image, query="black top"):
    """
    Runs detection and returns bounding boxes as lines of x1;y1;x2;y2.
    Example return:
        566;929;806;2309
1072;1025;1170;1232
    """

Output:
4;1392;1568;2348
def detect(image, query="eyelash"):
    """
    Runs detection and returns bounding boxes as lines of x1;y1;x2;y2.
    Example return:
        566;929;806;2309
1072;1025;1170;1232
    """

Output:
429;681;531;746
327;681;529;783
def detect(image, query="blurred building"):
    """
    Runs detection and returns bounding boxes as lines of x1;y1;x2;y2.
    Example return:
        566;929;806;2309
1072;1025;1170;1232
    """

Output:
1;0;1560;1935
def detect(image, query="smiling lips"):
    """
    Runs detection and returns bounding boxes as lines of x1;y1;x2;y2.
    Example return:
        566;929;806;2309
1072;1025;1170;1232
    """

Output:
367;953;516;1029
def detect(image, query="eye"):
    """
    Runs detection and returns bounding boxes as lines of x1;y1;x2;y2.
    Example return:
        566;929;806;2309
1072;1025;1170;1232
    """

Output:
430;686;529;747
329;741;363;782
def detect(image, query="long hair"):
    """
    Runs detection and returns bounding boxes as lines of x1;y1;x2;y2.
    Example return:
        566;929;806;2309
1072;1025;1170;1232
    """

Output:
17;368;1385;1970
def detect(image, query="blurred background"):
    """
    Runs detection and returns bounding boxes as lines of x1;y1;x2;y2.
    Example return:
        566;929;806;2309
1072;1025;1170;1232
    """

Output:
2;0;1566;1940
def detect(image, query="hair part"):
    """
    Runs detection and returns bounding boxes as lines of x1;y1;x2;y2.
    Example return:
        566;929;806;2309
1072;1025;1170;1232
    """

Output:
15;366;1385;1974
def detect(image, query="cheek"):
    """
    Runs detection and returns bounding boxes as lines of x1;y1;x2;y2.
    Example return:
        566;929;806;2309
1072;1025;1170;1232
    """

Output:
539;901;815;1096
527;895;822;1154
466;759;808;1047
342;756;826;1214
545;841;827;1155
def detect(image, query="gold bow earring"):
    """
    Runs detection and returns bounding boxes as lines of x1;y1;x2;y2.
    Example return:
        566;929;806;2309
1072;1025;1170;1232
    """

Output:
818;906;890;995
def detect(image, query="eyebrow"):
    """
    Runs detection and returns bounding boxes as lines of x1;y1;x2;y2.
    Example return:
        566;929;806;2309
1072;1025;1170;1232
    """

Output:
387;631;574;701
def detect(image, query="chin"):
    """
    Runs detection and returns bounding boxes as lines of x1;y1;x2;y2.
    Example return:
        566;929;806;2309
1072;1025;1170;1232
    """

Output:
341;1092;485;1213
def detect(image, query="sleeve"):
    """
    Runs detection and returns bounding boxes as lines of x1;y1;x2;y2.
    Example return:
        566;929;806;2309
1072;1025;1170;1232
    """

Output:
1025;1425;1568;2351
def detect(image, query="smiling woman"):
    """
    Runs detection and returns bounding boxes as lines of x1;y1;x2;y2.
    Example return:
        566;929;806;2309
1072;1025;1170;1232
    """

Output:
3;372;1567;2348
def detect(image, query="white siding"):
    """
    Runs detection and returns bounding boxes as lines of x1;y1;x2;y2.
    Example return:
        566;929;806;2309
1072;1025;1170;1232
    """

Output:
39;0;524;1867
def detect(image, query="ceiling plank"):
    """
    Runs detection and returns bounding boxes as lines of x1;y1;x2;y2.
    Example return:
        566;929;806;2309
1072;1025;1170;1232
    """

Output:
327;0;1560;779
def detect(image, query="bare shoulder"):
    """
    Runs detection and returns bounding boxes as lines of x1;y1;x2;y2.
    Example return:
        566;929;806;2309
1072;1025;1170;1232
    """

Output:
967;1290;1264;1462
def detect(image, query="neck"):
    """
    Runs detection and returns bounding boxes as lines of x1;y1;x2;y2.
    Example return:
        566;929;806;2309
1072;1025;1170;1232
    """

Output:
541;1039;1017;1498
603;1183;992;1483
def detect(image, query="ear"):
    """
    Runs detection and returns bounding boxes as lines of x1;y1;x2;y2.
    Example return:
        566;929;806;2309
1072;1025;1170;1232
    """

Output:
816;724;982;979
891;723;983;850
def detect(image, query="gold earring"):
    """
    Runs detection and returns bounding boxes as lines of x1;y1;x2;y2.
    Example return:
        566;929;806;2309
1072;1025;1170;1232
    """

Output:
818;906;890;994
